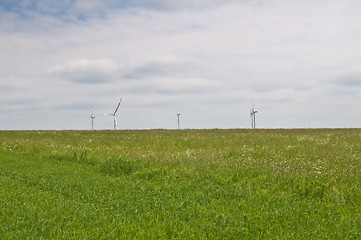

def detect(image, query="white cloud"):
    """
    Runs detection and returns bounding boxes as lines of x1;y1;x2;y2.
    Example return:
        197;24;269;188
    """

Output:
333;72;361;87
49;59;118;84
123;77;225;95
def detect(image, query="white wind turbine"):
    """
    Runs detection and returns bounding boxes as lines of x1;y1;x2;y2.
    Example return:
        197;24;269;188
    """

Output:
105;99;122;130
250;102;257;129
90;107;95;130
177;113;181;129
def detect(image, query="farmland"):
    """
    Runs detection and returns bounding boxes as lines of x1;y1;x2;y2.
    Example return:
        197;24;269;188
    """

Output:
0;129;360;239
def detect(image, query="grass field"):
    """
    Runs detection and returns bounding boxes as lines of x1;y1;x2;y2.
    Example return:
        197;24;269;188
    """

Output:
0;129;360;239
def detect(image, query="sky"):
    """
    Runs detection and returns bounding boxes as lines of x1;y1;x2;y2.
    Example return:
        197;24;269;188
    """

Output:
1;0;361;130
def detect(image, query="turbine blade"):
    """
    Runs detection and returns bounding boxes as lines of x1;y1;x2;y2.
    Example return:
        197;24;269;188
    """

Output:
113;98;122;115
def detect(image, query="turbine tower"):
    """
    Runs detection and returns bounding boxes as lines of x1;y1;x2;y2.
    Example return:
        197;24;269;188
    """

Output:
250;103;257;129
90;107;95;130
177;113;181;130
106;99;122;130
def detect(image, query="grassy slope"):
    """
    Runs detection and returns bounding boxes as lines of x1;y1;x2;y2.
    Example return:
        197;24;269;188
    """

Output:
0;129;360;239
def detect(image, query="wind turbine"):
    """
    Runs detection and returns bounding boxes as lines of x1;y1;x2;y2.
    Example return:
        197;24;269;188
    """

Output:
90;107;95;130
177;113;181;129
105;99;122;130
250;102;257;129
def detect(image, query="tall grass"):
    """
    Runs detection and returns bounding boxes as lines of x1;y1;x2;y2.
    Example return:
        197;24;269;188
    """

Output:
0;129;360;239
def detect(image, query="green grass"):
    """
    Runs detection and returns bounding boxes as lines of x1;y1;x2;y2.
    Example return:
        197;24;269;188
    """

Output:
0;129;360;239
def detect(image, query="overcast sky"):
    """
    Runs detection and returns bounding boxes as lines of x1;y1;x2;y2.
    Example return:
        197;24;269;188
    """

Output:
1;0;361;130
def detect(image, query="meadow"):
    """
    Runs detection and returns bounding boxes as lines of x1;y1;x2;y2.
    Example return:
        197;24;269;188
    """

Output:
0;129;360;239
